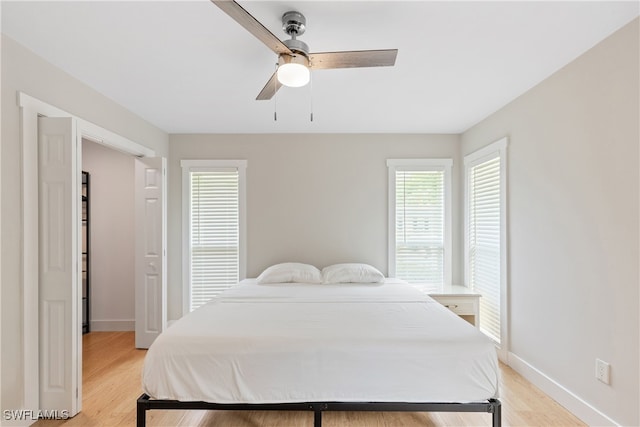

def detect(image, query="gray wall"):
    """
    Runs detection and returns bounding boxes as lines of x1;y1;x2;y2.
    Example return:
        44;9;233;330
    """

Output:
461;18;639;426
168;134;461;320
82;140;135;331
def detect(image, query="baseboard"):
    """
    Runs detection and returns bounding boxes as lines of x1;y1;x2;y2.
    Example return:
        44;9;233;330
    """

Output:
89;319;134;331
0;418;33;427
507;352;619;426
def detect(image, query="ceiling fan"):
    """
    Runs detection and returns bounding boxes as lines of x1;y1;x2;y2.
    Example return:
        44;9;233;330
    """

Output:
211;0;398;100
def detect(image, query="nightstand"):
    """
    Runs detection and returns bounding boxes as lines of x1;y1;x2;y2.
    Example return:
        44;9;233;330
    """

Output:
429;285;481;327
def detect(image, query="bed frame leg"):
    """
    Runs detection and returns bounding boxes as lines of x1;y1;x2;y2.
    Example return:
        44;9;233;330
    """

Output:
313;409;322;427
491;399;502;427
137;394;148;427
136;405;146;427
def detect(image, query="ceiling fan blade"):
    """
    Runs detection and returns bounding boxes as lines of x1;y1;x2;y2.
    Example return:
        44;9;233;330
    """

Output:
256;72;283;100
211;0;292;55
309;49;398;70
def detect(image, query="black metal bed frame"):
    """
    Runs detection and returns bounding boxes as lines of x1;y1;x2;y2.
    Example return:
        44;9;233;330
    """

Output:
136;393;501;427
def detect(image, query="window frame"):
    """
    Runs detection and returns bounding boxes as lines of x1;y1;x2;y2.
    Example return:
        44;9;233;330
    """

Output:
181;159;247;315
387;158;453;290
464;137;508;356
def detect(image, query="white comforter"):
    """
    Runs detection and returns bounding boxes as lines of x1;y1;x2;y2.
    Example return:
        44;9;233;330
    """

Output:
142;280;499;404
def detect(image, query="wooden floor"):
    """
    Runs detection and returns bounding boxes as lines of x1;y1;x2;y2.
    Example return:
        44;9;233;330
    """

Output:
34;332;586;427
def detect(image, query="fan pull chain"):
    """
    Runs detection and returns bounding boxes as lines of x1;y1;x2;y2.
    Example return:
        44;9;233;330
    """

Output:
274;62;278;121
309;71;314;122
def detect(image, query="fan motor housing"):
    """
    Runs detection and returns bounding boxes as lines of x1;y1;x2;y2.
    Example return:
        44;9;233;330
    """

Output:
284;38;309;56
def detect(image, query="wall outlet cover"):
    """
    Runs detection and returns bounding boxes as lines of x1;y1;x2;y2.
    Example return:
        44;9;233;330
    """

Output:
595;359;610;385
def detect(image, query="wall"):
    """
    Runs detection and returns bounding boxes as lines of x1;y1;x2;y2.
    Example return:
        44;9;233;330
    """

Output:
82;140;135;331
168;134;461;320
461;18;639;426
1;34;168;419
0;6;3;416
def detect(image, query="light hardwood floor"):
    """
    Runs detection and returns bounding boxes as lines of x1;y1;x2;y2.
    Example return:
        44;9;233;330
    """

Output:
34;332;586;427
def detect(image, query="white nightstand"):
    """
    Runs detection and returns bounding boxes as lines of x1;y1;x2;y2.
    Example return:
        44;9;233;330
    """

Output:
428;285;481;327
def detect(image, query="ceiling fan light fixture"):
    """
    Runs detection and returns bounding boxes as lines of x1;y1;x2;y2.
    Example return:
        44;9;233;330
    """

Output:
277;63;309;87
277;54;310;87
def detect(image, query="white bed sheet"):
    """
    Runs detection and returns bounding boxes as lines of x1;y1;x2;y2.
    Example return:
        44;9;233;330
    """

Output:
142;280;499;404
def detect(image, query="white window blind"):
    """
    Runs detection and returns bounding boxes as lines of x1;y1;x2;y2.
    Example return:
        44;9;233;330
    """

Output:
468;156;501;343
182;160;246;314
388;159;452;293
395;170;445;288
189;169;239;311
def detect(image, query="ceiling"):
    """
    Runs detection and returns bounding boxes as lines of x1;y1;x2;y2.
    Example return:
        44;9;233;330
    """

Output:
2;1;638;134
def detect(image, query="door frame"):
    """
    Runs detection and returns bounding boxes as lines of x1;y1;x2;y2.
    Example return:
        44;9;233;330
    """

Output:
18;92;155;413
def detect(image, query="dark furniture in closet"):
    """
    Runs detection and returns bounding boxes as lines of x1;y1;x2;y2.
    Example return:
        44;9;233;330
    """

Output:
82;171;90;334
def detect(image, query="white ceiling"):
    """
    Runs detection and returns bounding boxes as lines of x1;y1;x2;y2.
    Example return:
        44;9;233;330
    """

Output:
2;1;638;134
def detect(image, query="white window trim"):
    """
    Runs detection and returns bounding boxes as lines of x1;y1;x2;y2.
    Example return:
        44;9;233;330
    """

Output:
181;159;247;316
387;158;453;288
464;137;508;359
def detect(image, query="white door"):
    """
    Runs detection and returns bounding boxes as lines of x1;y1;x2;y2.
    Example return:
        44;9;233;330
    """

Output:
135;157;167;349
38;117;81;415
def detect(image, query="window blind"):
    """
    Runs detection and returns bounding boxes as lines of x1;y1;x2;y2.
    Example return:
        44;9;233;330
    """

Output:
189;169;239;311
395;170;445;291
468;156;501;343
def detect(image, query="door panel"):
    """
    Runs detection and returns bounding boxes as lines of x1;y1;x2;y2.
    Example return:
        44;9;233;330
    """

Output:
135;157;167;349
38;117;81;415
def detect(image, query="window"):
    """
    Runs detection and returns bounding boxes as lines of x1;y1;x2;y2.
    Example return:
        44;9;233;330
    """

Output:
181;160;246;313
464;138;507;347
387;159;452;292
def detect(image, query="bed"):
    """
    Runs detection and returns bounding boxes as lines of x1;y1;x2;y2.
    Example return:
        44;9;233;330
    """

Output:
137;264;501;427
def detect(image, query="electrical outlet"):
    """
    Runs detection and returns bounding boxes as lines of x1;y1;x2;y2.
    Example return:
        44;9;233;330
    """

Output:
595;359;610;385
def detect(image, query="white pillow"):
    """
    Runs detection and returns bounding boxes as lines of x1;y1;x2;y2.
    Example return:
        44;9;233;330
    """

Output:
322;263;385;284
256;262;323;284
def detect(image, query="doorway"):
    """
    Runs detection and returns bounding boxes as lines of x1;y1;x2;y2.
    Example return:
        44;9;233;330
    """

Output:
81;139;136;334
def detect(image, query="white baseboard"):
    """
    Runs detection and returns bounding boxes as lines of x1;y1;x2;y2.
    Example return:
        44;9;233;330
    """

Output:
0;418;32;427
89;319;134;331
507;352;619;426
